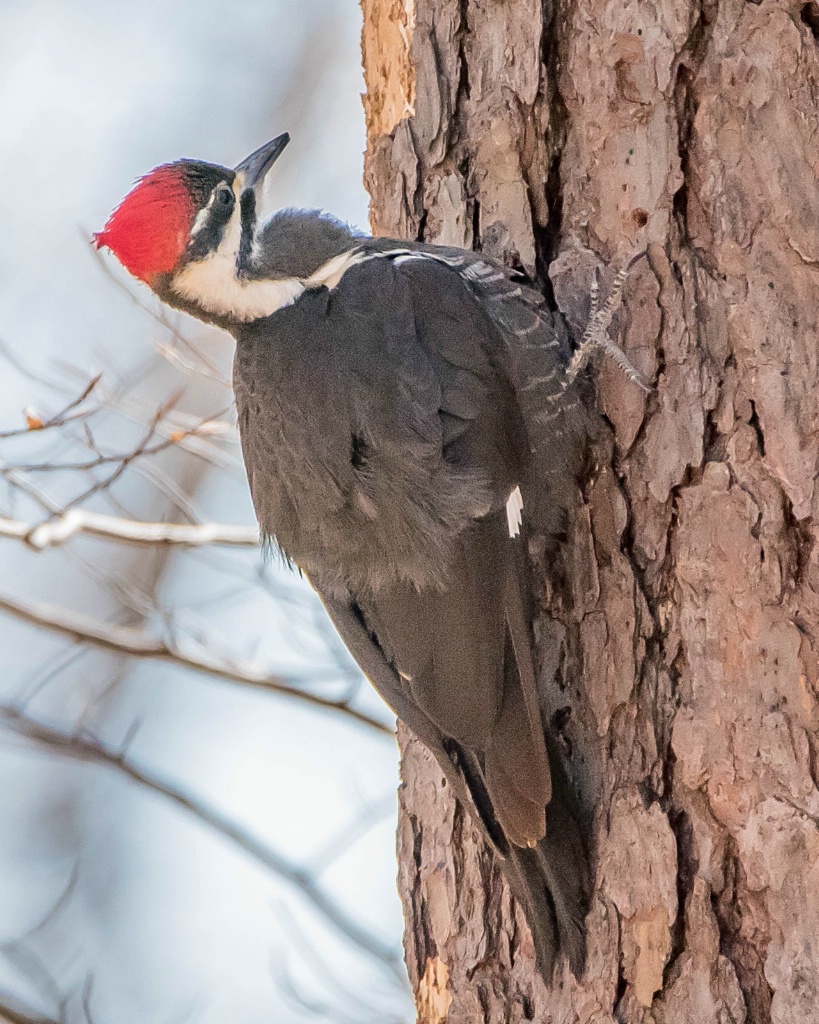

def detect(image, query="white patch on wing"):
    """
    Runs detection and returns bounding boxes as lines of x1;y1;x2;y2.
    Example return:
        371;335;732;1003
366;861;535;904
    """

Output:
461;262;505;283
392;253;428;266
307;249;369;289
506;485;524;538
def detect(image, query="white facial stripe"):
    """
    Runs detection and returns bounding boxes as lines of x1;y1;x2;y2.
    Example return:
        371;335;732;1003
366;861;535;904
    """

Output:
173;260;306;322
190;190;217;238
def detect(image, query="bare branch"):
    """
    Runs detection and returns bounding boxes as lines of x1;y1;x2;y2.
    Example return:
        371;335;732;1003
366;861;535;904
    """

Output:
126;408;234;442
272;908;410;1024
0;376;101;440
0;706;405;980
100;393;239;467
9;395;182;475
0;469;61;516
0;993;60;1024
0;510;259;550
0;590;392;735
0;337;73;395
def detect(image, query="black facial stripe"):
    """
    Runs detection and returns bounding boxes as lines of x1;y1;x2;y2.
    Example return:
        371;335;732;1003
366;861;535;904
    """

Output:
237;190;257;274
187;220;224;262
185;182;235;263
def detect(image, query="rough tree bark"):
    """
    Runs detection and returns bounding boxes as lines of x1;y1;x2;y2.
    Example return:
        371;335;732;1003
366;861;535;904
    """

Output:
361;2;819;1022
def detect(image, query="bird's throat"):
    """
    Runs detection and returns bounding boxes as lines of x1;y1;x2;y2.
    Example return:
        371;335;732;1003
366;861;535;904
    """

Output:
172;259;306;323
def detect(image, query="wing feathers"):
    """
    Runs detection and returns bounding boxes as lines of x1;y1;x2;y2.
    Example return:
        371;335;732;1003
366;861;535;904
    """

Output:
236;238;589;974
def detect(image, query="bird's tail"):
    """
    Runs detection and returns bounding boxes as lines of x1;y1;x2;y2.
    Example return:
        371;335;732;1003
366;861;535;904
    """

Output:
457;738;590;980
505;755;590;978
495;537;591;978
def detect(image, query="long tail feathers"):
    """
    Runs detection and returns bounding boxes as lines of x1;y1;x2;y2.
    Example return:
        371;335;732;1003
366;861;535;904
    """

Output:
506;762;590;978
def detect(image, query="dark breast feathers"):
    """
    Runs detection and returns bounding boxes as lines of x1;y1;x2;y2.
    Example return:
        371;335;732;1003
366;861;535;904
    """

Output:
232;243;590;974
232;246;583;597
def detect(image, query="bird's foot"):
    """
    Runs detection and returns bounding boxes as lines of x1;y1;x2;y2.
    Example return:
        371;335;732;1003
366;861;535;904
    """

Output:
566;251;653;393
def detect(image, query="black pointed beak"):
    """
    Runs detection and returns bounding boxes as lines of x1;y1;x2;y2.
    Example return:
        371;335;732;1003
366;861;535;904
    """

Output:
234;133;290;191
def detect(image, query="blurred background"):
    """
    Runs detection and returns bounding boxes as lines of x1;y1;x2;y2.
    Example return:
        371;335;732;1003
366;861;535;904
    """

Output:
0;2;411;1022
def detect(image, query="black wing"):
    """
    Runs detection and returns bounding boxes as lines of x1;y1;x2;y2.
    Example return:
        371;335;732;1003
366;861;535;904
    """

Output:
234;250;588;972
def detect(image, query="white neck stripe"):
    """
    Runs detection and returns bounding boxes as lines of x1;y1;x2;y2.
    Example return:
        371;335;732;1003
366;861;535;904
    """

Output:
170;242;461;323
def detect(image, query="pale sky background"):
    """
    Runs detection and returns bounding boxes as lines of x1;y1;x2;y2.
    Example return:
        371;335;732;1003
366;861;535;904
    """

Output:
0;3;410;1023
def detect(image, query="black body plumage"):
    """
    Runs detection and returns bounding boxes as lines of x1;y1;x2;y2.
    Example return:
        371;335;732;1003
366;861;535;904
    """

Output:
229;216;591;975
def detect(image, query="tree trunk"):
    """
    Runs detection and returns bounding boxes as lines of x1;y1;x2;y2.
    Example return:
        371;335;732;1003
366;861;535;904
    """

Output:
361;2;819;1021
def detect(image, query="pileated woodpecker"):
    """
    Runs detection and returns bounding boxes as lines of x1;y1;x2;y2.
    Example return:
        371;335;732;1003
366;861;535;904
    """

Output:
96;133;598;977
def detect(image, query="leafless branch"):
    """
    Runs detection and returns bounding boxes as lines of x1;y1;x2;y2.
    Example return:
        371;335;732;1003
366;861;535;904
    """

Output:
0;994;60;1024
0;706;404;980
119;405;235;442
0;946;63;1020
1;469;61;516
9;393;182;476
99;393;239;466
0;590;392;735
0;509;259;550
0;337;73;395
0;375;101;439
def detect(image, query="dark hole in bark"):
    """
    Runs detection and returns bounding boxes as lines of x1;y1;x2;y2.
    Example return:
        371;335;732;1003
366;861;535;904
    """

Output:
552;706;572;732
802;2;819;39
614;965;628;1008
632;207;649;228
552;706;574;757
351;433;369;470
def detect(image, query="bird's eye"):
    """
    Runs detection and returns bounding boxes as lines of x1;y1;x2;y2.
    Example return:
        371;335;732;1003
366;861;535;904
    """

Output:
215;184;234;208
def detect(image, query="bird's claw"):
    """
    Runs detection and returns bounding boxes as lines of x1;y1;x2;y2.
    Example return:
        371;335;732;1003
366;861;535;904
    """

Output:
566;251;653;394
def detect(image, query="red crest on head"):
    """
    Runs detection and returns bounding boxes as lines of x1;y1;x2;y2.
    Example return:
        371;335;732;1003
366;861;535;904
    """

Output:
94;164;196;285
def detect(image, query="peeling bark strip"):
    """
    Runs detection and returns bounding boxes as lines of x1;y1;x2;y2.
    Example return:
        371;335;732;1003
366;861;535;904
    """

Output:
361;0;416;139
363;1;819;1021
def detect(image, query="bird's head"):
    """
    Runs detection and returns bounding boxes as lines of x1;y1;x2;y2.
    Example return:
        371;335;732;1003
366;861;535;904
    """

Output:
95;133;291;323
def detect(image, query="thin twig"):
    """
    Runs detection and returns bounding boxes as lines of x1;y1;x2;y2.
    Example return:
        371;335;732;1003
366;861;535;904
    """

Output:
0;510;259;550
308;794;395;875
0;375;101;440
87;239;225;379
0;993;59;1024
0;337;73;395
0;590;392;735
